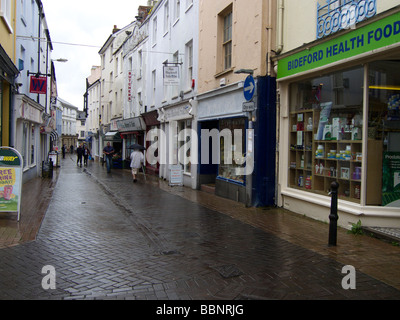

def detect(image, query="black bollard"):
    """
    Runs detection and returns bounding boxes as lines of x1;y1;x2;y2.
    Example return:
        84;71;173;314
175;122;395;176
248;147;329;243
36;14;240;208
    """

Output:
329;181;339;247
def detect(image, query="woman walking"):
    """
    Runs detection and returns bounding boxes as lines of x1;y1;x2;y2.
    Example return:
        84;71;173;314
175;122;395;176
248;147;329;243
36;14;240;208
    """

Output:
130;148;144;183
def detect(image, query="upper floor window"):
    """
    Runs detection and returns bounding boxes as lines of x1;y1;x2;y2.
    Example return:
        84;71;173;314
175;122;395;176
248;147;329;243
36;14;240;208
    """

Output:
164;1;170;33
153;17;158;46
223;10;232;70
1;0;13;33
186;40;193;89
174;0;180;22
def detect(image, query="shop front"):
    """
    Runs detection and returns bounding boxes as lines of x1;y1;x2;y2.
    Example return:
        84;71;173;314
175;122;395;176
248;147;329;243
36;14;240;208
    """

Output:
197;82;250;204
276;9;400;228
13;94;45;182
117;116;146;169
102;130;122;168
142;110;160;176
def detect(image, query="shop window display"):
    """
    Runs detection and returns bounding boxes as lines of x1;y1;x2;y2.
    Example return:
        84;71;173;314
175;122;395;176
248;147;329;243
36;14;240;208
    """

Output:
289;67;364;202
218;118;246;184
368;61;400;207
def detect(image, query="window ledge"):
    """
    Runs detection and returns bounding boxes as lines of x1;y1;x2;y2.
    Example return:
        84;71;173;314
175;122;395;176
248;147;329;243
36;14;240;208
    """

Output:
214;67;234;79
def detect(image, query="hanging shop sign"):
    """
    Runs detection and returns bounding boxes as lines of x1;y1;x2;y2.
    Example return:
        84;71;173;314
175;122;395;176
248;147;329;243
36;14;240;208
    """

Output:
278;12;400;79
29;76;47;94
0;147;23;221
163;66;180;86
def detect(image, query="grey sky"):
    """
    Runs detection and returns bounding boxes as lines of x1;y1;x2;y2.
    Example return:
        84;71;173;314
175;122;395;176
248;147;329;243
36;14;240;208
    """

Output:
41;0;144;109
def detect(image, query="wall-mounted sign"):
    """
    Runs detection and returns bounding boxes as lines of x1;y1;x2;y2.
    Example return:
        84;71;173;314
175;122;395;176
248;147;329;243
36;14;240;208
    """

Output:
278;12;400;79
0;147;23;221
127;71;133;102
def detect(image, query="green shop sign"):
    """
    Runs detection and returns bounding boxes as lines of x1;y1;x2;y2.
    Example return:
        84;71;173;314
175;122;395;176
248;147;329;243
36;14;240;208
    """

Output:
278;12;400;79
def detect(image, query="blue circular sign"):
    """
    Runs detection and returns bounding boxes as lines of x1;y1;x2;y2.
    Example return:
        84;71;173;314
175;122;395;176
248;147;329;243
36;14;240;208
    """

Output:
243;75;255;101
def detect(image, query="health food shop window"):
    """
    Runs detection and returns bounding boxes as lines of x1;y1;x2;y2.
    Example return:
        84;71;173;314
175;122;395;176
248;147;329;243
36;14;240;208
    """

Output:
219;118;246;184
368;60;400;207
288;66;364;203
0;81;2;143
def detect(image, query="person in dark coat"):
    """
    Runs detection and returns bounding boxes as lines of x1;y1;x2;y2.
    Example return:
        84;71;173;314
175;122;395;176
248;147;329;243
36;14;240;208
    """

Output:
62;144;66;159
83;145;91;166
76;144;84;167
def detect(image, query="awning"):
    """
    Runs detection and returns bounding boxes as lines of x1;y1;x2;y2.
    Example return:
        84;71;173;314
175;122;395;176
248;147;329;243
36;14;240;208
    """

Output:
50;130;59;142
103;131;122;141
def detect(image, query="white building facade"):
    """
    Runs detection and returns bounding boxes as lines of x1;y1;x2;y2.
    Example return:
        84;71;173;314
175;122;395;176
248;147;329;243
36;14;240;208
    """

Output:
13;0;55;182
98;23;138;162
85;66;102;160
142;0;199;187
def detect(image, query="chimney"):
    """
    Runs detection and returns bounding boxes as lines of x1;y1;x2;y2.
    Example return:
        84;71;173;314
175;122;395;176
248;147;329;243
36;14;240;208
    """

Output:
112;25;120;34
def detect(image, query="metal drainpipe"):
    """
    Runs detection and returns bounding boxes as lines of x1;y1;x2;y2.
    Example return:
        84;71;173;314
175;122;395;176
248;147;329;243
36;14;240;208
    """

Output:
276;0;284;55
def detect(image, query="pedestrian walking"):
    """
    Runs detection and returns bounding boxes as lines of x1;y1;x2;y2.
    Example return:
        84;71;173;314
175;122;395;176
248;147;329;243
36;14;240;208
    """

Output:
70;145;74;154
103;142;115;173
62;144;66;159
83;145;91;166
130;148;145;183
76;144;84;167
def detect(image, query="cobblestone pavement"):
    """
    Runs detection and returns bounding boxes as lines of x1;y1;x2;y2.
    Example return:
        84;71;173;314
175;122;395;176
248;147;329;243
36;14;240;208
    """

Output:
0;157;399;300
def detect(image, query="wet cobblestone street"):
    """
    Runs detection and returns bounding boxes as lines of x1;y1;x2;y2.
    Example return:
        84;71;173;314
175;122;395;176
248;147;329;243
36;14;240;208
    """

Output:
0;157;399;300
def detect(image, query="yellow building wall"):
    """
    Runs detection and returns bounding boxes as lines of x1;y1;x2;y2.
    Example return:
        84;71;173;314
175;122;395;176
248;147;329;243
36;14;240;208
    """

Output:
0;0;17;146
198;0;275;94
0;0;16;60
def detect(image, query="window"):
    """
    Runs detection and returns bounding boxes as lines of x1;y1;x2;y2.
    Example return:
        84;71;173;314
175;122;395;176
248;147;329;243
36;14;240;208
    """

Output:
138;50;143;78
1;0;13;33
186;0;193;10
174;0;180;22
218;5;233;72
223;11;232;70
21;122;36;168
153;17;157;45
218;118;246;184
0;81;2;142
115;57;119;76
186;40;193;90
173;51;180;97
368;61;400;207
164;1;169;33
178;120;192;174
288;67;364;203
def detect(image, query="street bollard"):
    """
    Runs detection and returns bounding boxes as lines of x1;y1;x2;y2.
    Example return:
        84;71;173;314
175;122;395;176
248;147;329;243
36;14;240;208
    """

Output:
329;181;339;247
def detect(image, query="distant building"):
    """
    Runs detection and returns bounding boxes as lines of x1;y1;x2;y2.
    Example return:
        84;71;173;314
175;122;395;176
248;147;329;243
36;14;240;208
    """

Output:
59;98;78;151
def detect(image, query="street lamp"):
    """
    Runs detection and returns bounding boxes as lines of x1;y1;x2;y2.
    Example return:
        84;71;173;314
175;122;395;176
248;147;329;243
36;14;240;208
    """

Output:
234;69;254;75
53;58;68;63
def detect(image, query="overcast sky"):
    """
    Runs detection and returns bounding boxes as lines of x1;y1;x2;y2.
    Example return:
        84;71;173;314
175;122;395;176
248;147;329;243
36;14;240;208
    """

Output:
41;0;144;110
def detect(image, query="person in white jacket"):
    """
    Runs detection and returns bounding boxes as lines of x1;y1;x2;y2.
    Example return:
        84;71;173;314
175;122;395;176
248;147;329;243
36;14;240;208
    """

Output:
130;149;144;183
